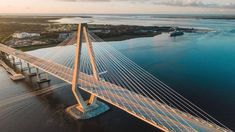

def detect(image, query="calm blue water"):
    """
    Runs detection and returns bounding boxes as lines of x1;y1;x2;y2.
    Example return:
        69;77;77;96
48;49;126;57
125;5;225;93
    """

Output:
107;18;235;129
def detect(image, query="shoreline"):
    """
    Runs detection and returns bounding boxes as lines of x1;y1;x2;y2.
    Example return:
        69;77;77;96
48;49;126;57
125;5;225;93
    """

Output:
0;16;210;51
16;34;162;51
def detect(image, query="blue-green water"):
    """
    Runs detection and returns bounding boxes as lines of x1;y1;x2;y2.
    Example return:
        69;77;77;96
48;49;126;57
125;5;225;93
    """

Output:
108;19;235;129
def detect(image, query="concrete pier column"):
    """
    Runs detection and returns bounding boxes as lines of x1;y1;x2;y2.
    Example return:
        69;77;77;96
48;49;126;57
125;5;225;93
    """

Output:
36;68;41;82
26;63;37;76
12;56;15;66
7;54;10;60
19;59;23;70
45;73;49;80
35;67;50;83
4;53;9;60
27;63;32;74
2;52;7;60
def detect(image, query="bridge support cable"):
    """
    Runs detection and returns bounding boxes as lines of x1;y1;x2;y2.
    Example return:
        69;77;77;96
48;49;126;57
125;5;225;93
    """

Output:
87;44;178;131
87;31;231;131
70;33;192;130
90;39;197;130
103;42;230;130
90;39;194;131
90;32;199;114
78;49;172;131
89;33;205;118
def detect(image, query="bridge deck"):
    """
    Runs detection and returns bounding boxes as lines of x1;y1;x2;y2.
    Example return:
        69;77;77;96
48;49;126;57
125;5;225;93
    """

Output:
0;44;231;132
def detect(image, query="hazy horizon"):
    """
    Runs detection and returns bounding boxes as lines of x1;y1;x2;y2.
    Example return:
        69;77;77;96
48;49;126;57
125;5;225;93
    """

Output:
0;0;235;14
1;13;235;17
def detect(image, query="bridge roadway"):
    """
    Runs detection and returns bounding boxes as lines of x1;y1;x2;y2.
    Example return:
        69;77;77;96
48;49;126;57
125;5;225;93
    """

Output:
0;43;230;132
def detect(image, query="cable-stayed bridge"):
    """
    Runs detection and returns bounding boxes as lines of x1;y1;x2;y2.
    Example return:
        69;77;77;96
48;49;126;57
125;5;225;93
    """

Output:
0;23;232;132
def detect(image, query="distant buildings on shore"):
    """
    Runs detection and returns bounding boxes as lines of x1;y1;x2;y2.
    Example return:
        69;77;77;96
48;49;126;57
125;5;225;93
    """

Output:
7;32;45;47
12;32;40;39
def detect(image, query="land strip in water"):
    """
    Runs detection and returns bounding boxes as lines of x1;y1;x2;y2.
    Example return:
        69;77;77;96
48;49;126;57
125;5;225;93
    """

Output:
0;16;208;51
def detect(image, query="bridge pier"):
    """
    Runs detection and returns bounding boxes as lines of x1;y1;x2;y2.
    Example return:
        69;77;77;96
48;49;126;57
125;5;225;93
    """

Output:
0;54;25;81
6;54;11;60
66;23;109;119
1;53;8;61
36;68;50;84
21;62;30;72
26;63;37;76
11;56;16;66
14;59;23;70
2;53;10;60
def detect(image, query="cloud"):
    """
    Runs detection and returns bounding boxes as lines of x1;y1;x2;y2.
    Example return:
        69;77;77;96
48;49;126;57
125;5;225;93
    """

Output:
155;0;235;8
55;0;235;9
56;0;128;1
155;0;212;7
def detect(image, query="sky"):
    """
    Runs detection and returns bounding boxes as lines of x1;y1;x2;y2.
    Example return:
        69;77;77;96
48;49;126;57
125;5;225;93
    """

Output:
0;0;235;14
